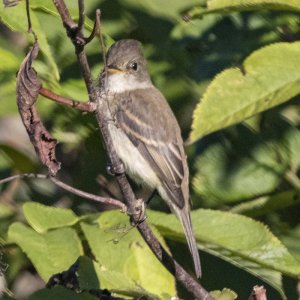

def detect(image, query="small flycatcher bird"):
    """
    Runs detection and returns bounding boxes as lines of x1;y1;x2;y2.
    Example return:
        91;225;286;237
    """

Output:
101;39;201;278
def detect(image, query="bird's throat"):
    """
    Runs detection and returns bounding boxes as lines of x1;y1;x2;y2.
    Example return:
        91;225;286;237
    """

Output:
105;73;152;93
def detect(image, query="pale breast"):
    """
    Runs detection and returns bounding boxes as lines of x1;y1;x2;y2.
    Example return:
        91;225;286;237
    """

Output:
107;123;160;189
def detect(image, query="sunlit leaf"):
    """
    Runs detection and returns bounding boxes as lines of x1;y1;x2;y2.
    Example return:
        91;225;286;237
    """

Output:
148;209;300;277
8;222;83;281
0;2;59;80
23;203;79;233
80;211;176;299
189;0;300;18
190;42;300;142
77;256;160;299
210;288;238;300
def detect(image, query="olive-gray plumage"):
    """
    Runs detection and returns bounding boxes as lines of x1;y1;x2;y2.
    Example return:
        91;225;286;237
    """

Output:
102;39;201;278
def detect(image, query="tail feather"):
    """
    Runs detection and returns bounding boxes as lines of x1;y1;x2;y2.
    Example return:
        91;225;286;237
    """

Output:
178;208;201;278
158;185;201;277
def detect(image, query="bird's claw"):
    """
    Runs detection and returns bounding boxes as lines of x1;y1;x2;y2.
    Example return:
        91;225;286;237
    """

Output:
106;162;125;176
130;198;146;225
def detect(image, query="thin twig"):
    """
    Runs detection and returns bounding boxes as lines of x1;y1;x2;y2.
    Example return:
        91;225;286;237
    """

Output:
39;87;95;112
248;285;267;300
25;0;31;32
77;0;85;33
0;173;126;210
49;176;125;209
25;0;37;41
0;173;46;185
49;1;213;299
53;0;77;30
84;9;100;44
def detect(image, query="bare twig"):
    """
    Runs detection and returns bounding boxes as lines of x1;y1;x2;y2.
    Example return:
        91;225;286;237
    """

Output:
37;1;213;298
53;0;77;30
0;173;126;210
49;176;125;210
0;173;49;185
248;286;267;300
84;9;100;44
77;0;85;34
25;0;31;32
39;87;95;112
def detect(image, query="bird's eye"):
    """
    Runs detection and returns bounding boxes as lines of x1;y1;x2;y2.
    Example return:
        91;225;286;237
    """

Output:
128;61;138;71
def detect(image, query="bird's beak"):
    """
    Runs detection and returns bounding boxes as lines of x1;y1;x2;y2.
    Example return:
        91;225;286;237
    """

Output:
107;65;125;75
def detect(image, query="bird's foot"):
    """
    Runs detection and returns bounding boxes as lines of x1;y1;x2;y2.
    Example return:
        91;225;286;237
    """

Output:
106;162;125;176
130;198;146;225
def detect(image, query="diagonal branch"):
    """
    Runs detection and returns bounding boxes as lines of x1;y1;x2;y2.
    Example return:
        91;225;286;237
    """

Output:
51;1;214;299
0;173;126;210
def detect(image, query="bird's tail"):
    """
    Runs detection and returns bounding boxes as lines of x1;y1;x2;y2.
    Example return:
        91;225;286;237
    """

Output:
177;207;201;278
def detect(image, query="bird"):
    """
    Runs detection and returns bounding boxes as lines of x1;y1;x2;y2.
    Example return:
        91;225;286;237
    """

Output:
101;39;201;278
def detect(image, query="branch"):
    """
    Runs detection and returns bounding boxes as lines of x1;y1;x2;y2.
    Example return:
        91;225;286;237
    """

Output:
77;0;85;34
248;286;267;300
53;0;93;94
51;1;214;299
0;173;126;210
39;87;95;112
84;9;100;44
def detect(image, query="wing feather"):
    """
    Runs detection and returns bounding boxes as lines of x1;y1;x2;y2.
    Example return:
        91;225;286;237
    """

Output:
116;88;188;208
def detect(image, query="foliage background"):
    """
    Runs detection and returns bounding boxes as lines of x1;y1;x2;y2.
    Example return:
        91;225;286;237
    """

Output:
0;0;300;299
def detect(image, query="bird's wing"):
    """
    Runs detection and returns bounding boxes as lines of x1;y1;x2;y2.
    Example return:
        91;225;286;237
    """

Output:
116;88;188;208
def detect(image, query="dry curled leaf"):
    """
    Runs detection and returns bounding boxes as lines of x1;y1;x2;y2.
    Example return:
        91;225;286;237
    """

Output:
16;40;61;175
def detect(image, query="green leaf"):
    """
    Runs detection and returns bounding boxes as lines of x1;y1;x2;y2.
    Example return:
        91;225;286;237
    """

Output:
189;0;300;17
80;211;176;299
210;288;238;300
230;190;300;217
28;286;98;300
281;224;300;263
190;42;300;142
0;2;60;80
171;14;221;40
0;47;20;71
0;80;18;117
192;125;287;205
0;203;14;218
8;223;83;281
23;202;79;233
0;144;37;172
29;0;113;45
78;257;159;299
77;256;100;291
205;247;286;299
147;209;300;277
123;0;201;21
